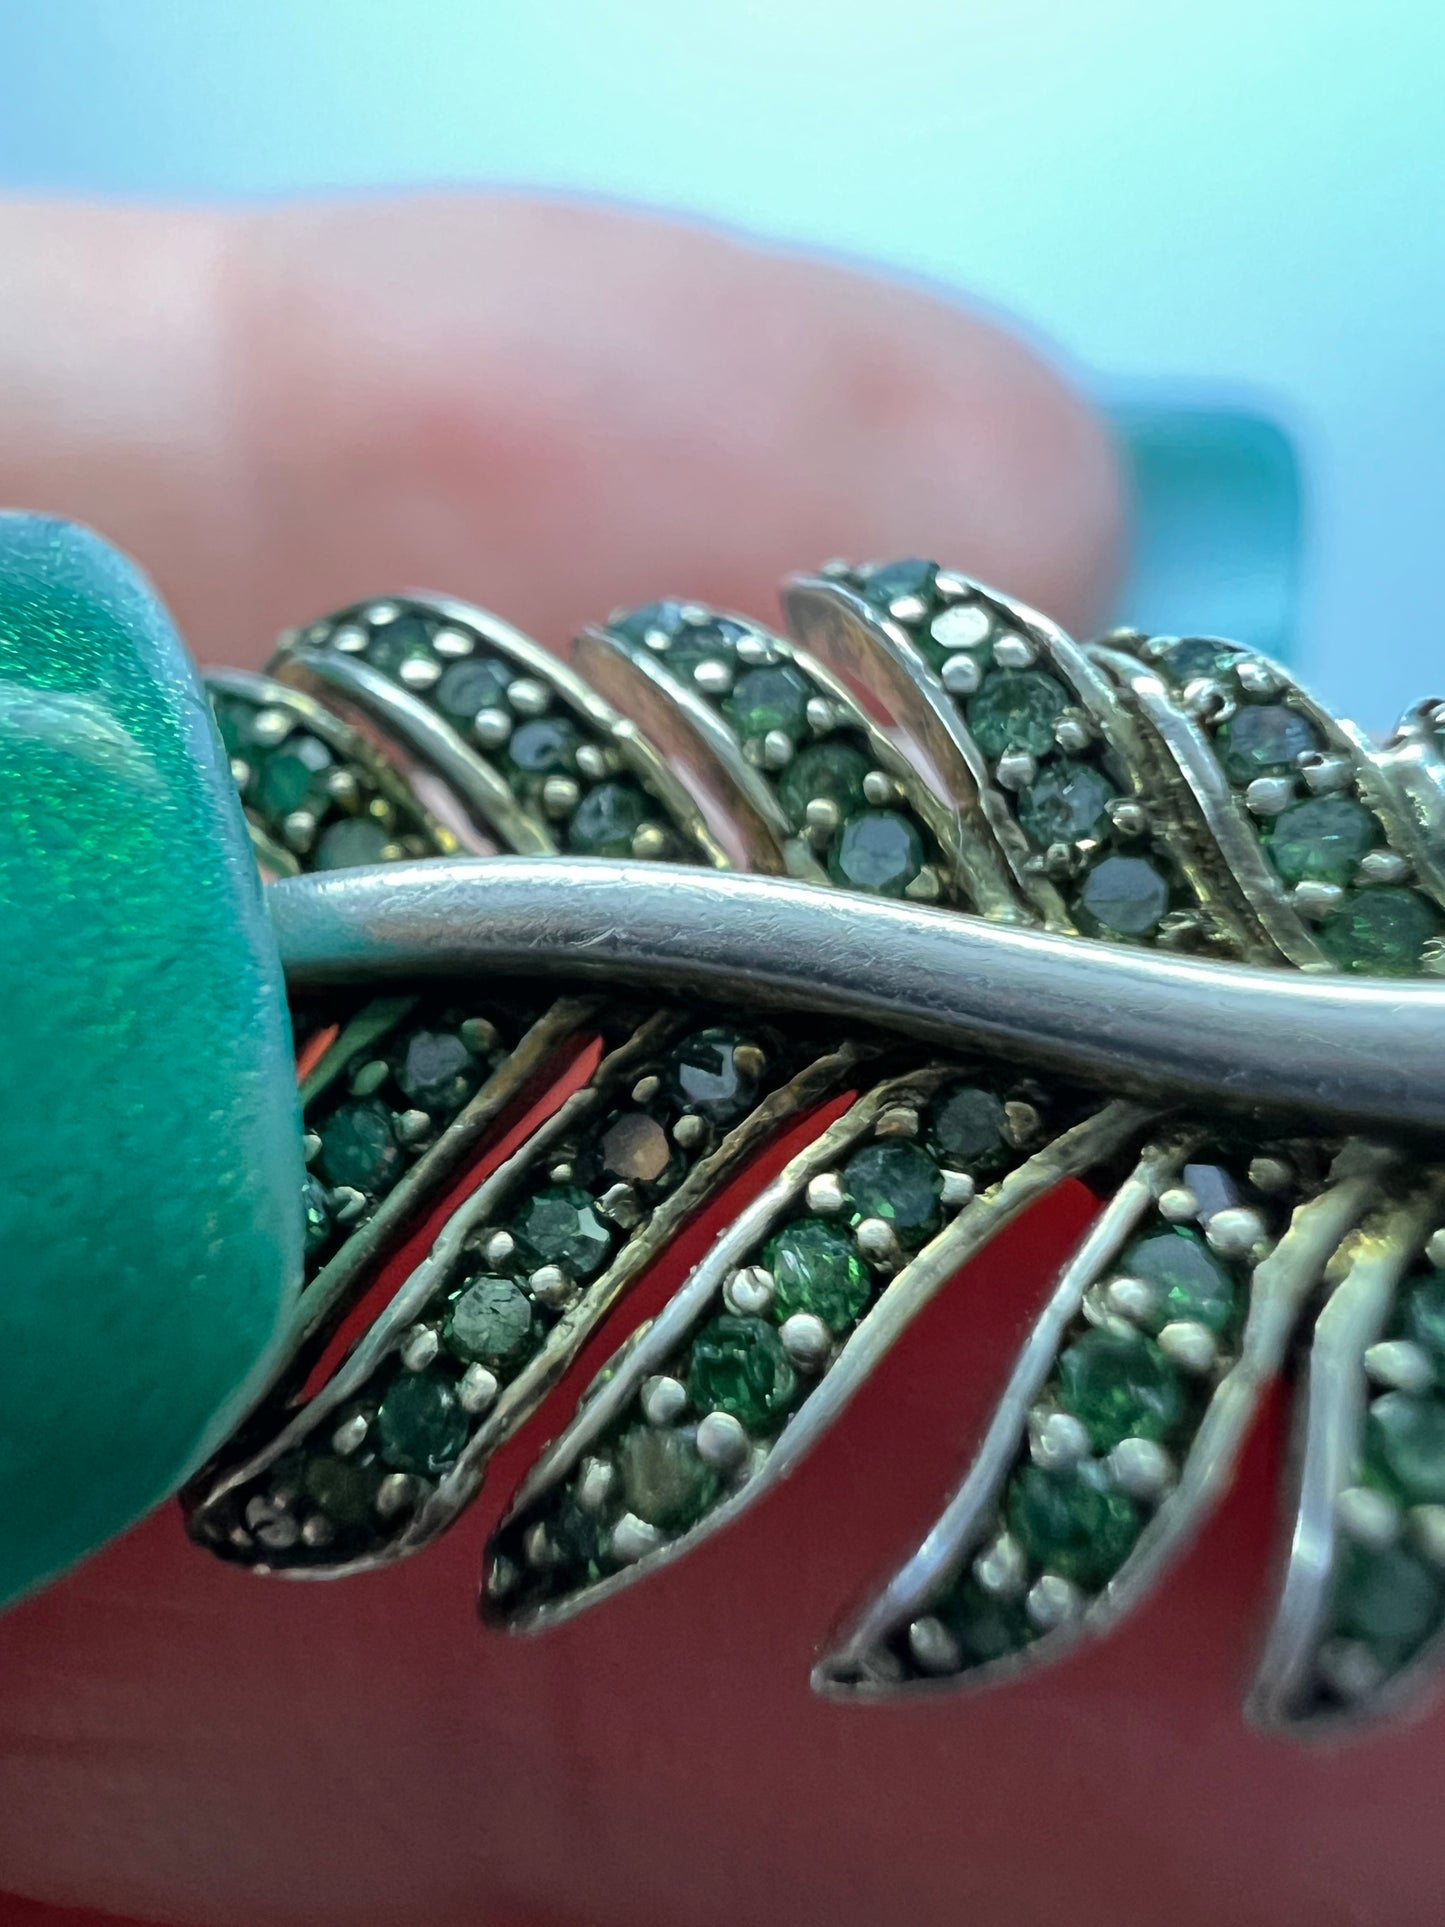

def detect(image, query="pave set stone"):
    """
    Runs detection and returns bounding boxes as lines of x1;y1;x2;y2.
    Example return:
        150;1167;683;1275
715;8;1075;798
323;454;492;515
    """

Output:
891;1157;1281;1681
211;684;445;875
605;600;952;902
300;997;528;1276
1144;636;1444;975
282;601;695;862
205;1021;811;1568
844;560;1187;946
484;1069;1074;1616
1317;1240;1445;1699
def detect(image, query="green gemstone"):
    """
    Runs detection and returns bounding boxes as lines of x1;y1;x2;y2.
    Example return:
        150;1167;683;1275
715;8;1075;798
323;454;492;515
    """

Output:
1006;1462;1142;1588
0;514;305;1603
395;1027;479;1114
1367;1392;1445;1503
610;599;689;647
928;1083;1009;1172
664;617;746;679
504;716;581;790
777;740;871;830
842;1140;943;1246
303;1453;377;1528
687;1314;797;1430
937;1578;1032;1663
1317;887;1442;977
1333;1542;1441;1666
765;1219;871;1332
1056;1327;1187;1451
669;1027;759;1124
316;1099;402;1194
566;779;651;856
375;1370;469;1475
724;663;812;741
967;669;1070;759
301;1175;332;1258
1017;759;1116;847
365;614;435;676
827;809;925;896
1158;637;1241;686
1265;795;1379;885
1214;703;1321;784
510;1184;613;1278
617;1425;719;1530
253;732;333;817
1076;854;1170;937
314;816;393;869
1401;1272;1445;1362
213;696;244;756
1123;1226;1238;1335
858;557;937;610
548;1494;608;1579
444;1276;535;1365
434;657;510;725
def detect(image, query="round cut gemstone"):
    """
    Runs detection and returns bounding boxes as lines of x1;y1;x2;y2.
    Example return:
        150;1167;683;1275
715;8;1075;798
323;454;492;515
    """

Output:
609;599;689;648
505;717;581;789
1317;887;1442;976
375;1369;469;1475
859;556;937;609
317;1099;402;1194
1158;637;1241;686
301;1175;332;1258
765;1218;871;1332
1056;1327;1187;1451
928;1083;1009;1172
510;1184;613;1279
253;732;333;818
724;663;813;742
303;1453;376;1528
827;809;924;896
1017;759;1115;847
670;1028;759;1125
686;1314;797;1431
1402;1272;1445;1362
597;1111;674;1186
1076;854;1170;938
435;657;510;725
664;617;746;678
566;779;652;857
444;1276;534;1365
1367;1391;1445;1503
1333;1542;1441;1666
967;669;1070;759
1124;1226;1238;1335
365;614;435;676
1215;704;1321;784
617;1425;718;1530
395;1027;479;1114
1006;1462;1142;1588
937;1577;1032;1663
314;816;393;870
842;1140;943;1246
777;740;871;829
1265;795;1379;885
549;1494;607;1579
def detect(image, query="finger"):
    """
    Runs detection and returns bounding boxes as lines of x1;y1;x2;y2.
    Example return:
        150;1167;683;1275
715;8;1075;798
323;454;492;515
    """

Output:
0;195;1121;664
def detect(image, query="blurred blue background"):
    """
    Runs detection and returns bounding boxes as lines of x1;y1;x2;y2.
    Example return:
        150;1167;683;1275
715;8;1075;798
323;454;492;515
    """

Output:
0;0;1439;722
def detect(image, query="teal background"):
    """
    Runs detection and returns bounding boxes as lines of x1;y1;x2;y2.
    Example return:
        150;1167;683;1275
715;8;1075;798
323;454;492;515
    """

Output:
0;0;1439;721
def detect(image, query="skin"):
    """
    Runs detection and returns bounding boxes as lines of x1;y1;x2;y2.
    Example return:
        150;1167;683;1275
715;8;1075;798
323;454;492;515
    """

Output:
12;194;1431;1927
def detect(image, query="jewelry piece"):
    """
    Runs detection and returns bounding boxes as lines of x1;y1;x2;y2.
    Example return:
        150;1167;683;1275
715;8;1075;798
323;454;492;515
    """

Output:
9;516;1445;1742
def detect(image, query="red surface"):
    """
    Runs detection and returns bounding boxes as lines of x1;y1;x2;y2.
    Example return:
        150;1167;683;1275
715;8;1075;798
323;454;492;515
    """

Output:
1;1181;1441;1926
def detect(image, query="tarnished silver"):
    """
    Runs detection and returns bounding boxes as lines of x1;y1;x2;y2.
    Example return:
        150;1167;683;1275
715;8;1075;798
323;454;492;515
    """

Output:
183;555;1445;1740
270;860;1445;1139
